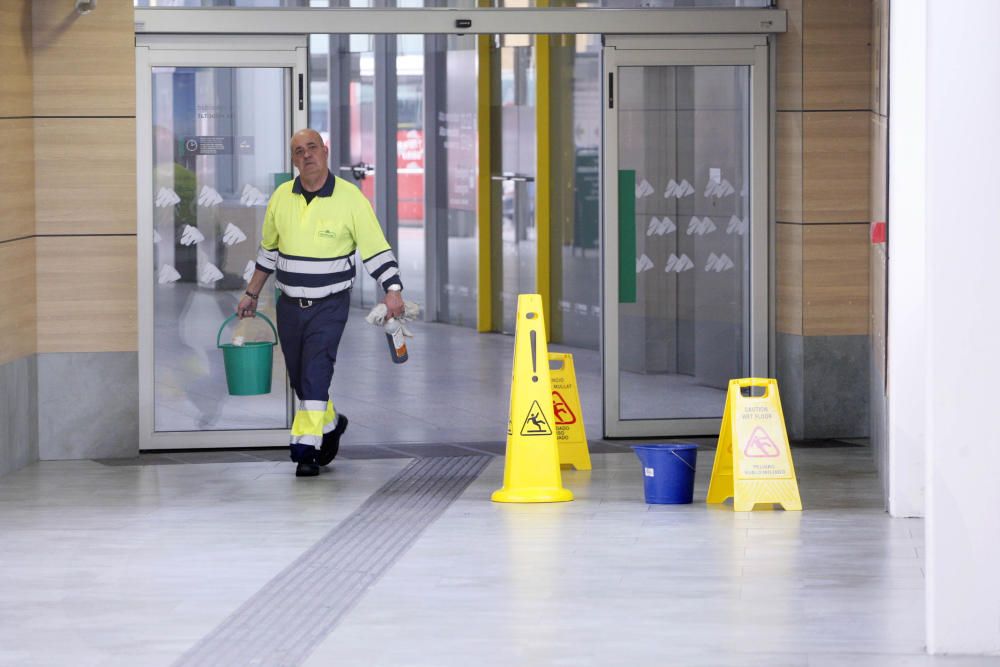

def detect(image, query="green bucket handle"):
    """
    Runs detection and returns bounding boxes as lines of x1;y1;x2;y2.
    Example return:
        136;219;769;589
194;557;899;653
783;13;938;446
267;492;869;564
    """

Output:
216;312;278;348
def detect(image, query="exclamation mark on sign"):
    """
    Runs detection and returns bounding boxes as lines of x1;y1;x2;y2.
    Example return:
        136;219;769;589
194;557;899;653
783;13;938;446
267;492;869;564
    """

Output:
530;330;538;383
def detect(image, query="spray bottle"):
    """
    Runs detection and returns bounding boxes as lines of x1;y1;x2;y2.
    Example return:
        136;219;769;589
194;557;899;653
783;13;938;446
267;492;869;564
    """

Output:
384;318;408;364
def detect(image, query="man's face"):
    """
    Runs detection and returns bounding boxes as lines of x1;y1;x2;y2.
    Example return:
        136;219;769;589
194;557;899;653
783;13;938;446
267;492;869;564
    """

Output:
290;131;329;180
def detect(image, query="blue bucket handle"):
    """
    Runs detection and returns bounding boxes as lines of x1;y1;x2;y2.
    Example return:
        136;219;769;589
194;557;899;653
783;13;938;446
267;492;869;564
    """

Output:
216;312;278;349
634;444;697;472
670;448;697;472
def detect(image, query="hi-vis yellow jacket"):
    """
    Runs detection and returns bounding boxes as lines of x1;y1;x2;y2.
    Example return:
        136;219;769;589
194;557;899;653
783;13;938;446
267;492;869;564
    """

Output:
254;174;402;298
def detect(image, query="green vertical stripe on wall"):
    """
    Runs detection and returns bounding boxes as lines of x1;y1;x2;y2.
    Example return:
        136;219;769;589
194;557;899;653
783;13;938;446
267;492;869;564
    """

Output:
618;170;636;303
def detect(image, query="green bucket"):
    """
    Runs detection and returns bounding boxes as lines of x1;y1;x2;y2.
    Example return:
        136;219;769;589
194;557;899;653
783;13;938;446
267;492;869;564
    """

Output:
216;313;279;396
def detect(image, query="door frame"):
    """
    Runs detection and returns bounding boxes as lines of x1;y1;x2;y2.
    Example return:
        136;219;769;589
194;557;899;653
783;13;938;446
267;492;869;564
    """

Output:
601;35;770;438
135;35;308;450
133;14;783;448
133;8;786;36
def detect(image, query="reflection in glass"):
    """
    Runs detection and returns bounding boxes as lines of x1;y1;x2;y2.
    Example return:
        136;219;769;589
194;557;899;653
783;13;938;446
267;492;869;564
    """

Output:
396;34;427;306
430;35;479;327
311;35;379;308
151;66;291;432
617;65;750;420
550;34;601;349
495;36;536;334
310;33;478;326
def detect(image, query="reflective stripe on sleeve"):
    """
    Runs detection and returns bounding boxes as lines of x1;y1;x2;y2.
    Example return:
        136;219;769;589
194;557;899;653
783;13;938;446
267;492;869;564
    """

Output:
363;249;395;275
256;246;278;272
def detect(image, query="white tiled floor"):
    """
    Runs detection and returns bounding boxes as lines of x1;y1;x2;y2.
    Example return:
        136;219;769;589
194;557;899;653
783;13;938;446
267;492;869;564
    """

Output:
1;443;996;666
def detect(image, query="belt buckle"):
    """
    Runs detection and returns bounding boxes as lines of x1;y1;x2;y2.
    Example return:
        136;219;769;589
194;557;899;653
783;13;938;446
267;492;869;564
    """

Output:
298;298;313;309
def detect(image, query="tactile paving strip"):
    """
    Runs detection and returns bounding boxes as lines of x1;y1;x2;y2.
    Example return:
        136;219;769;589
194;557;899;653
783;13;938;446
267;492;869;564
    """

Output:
174;455;491;667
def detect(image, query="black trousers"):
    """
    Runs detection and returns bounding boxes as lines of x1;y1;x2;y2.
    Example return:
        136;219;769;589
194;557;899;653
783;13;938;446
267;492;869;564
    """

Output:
276;290;350;461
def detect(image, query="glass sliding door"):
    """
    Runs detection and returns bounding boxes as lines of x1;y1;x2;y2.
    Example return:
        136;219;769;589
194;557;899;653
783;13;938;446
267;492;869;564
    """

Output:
602;38;769;437
427;34;479;327
396;34;427;306
137;36;308;449
492;34;537;334
549;33;601;349
313;32;479;326
330;34;381;309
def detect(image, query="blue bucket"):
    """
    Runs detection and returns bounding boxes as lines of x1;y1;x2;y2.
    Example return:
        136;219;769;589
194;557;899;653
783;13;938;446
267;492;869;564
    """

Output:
633;444;698;504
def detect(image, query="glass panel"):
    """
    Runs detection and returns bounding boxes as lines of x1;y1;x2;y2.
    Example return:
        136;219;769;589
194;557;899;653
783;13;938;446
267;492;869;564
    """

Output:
397;34;427;306
313;35;380;309
550;34;601;349
617;64;750;420
151;66;291;432
495;36;536;334
137;0;768;7
431;34;479;327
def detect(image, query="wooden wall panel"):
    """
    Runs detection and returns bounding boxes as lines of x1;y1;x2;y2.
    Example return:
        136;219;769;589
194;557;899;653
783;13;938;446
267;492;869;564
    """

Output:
35;118;136;235
802;0;872;110
36;236;136;353
0;238;36;364
777;223;803;336
0;1;33;118
31;0;135;117
0;119;35;242
777;111;803;223
871;0;889;115
870;112;887;224
802;224;869;336
776;0;803;111
802;111;870;223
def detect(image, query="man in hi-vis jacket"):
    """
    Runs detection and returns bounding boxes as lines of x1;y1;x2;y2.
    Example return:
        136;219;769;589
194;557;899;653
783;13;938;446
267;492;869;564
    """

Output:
238;128;404;477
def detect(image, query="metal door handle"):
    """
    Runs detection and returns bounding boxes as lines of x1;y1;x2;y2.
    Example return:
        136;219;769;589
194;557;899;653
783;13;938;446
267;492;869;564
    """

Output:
491;173;535;183
339;163;375;181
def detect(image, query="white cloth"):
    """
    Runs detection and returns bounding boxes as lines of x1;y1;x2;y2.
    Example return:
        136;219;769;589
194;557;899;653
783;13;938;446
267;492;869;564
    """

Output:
364;301;420;338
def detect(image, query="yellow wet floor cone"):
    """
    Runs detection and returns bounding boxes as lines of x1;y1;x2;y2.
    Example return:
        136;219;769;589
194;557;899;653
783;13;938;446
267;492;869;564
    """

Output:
492;294;574;503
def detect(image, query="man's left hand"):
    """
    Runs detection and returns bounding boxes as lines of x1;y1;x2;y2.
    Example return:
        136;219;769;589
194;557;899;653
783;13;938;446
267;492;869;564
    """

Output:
384;290;404;320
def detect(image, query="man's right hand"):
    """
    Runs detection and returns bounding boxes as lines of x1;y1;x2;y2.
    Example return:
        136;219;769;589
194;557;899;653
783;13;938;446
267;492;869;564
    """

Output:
237;294;258;319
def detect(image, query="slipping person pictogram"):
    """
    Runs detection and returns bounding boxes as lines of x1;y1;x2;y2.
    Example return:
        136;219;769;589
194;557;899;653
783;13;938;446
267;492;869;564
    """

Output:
237;128;405;477
521;400;553;436
552;391;576;425
744;426;781;458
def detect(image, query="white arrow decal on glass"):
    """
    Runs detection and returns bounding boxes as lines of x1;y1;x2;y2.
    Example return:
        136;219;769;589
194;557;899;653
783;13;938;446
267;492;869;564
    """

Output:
158;264;181;284
197;186;223;207
636;254;655;273
222;223;247;246
243;260;256;282
179;225;205;246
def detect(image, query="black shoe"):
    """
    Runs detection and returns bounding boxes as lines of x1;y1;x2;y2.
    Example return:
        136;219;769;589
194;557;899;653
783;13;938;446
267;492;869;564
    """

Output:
295;461;320;477
317;414;348;466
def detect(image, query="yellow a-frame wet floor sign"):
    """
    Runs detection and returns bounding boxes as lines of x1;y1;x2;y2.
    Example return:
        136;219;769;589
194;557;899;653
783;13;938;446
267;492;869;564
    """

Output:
492;295;573;504
707;378;802;512
549;352;591;471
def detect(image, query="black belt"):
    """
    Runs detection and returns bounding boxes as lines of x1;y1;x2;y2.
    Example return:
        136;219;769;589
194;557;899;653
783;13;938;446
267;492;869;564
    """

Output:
279;291;342;309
